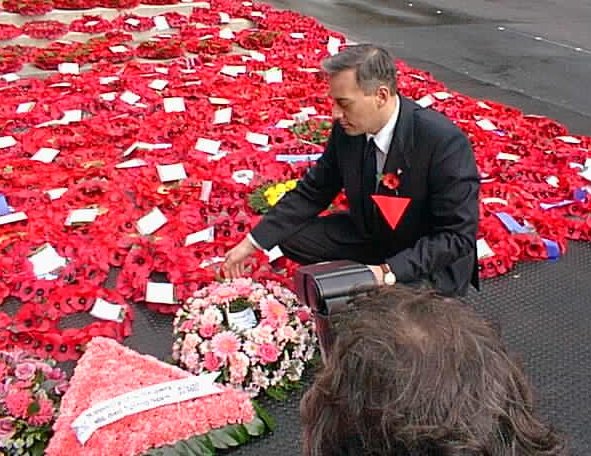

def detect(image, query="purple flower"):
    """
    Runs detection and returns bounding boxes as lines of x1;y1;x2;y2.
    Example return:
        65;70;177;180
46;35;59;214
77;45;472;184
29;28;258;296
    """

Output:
14;362;37;381
0;417;16;444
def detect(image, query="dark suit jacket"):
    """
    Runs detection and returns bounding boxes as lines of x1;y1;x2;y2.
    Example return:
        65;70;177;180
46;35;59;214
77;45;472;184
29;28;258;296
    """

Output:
251;96;480;295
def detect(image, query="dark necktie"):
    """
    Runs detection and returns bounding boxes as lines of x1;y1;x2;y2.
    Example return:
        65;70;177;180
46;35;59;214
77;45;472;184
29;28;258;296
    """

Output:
362;138;378;231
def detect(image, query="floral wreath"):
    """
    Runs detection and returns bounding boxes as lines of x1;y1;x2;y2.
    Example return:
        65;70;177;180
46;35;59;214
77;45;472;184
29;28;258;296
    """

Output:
0;350;68;454
172;278;317;398
248;179;298;214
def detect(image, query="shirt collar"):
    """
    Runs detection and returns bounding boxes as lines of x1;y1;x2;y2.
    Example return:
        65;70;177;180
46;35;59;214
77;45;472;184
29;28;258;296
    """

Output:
366;94;400;154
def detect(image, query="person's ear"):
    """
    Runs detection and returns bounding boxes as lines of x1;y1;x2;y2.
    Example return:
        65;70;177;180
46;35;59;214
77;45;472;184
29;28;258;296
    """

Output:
375;85;391;107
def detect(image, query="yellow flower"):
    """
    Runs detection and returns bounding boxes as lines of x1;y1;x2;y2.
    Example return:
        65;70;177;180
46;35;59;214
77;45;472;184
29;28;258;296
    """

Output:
263;180;298;207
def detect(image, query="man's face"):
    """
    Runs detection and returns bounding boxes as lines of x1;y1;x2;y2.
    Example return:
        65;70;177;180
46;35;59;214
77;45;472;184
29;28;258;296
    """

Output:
328;69;381;136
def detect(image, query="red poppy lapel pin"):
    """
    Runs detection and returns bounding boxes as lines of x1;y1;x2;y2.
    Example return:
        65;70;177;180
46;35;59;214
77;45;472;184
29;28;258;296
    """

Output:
378;168;403;192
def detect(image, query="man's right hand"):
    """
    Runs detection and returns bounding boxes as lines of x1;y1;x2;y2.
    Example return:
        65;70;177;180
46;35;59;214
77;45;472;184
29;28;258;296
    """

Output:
222;237;257;279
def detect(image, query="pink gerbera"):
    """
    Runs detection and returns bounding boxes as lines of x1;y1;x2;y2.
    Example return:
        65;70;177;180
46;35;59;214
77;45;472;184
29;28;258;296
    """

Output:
211;331;240;359
260;297;289;328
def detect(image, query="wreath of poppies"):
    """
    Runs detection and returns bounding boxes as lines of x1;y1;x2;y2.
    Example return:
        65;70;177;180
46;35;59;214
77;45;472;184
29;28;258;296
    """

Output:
22;20;68;40
0;1;589;365
0;24;22;41
2;0;53;15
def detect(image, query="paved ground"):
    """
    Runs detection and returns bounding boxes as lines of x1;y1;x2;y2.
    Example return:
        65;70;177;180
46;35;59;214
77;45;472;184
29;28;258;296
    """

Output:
267;0;591;135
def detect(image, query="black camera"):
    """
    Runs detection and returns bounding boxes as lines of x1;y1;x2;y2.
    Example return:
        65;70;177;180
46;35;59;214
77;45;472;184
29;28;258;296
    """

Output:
294;260;377;359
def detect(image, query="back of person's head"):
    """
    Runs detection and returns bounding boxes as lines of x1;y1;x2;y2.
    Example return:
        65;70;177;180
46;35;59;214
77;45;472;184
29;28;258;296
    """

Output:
301;286;566;456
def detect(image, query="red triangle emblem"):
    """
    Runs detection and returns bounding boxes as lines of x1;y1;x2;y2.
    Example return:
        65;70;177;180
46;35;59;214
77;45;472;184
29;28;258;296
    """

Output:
371;195;411;229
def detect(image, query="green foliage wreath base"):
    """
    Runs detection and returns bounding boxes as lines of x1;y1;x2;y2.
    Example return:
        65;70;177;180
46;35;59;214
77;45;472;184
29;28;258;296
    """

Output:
143;402;276;456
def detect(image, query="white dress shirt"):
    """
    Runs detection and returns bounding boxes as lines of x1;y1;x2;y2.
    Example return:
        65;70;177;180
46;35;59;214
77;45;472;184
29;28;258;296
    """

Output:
366;94;401;174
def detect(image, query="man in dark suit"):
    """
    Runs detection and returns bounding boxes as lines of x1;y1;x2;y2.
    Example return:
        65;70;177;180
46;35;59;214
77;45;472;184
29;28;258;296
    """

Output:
223;44;480;296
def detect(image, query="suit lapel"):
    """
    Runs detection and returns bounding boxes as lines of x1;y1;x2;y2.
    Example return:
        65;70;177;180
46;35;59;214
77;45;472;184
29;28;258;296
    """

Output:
378;96;416;196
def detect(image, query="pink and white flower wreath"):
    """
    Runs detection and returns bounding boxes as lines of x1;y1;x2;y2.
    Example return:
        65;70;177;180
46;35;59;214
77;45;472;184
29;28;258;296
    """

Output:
172;278;316;397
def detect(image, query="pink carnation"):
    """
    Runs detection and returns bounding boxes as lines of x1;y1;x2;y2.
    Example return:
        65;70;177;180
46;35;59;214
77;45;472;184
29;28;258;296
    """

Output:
27;397;54;426
211;332;240;359
199;324;217;339
296;308;311;323
257;343;280;364
4;390;33;418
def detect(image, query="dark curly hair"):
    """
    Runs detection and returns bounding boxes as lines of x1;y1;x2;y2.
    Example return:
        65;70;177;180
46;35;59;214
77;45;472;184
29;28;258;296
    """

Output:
301;286;566;455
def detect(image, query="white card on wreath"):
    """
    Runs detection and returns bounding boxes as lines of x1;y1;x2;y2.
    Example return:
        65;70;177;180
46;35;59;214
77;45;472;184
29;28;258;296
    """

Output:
432;91;453;101
2;73;20;82
219;12;230;23
416;94;435;108
163;97;185;113
61;110;82;123
29;244;67;278
476;239;495;260
213;107;232;124
227;307;258;331
99;92;117;102
99;76;119;85
0;136;16;148
16;102;35;114
84;20;100;26
115;158;148;169
125;18;140;26
290;32;305;39
199;180;212;201
219;28;235;39
153;16;170;31
275;119;295;129
496;152;520;162
249;50;266;62
156;163;187;182
208;97;231;105
327;36;341;55
232;169;254;185
137;207;167;235
58;62;80;75
556;135;581;144
264;68;283;84
476;119;498;131
65;208;99;226
31;147;60;163
90;298;125;323
145;282;175;304
0;211;27;226
109;45;128;54
195;138;221;155
149;79;169;91
185;226;215;246
220;65;246;77
45;188;68;200
246;132;269;146
120;91;141;105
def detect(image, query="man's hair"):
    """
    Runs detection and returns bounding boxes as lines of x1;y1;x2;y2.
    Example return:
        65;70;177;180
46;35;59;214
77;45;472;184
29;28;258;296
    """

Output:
321;44;397;95
301;286;566;456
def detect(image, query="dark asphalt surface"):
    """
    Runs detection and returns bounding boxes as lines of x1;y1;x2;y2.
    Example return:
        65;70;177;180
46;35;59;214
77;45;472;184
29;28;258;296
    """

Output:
267;0;591;135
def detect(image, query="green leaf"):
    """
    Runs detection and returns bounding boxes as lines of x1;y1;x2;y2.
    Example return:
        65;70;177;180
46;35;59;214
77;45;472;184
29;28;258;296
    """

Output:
243;416;266;437
207;428;239;449
253;401;277;431
27;401;40;416
265;386;288;401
